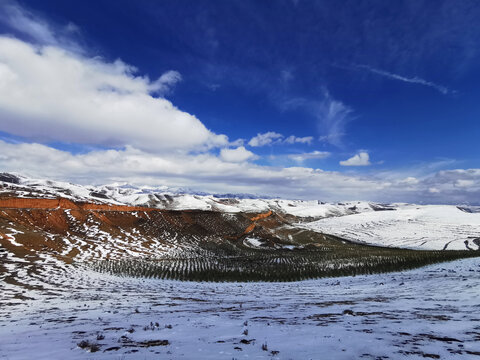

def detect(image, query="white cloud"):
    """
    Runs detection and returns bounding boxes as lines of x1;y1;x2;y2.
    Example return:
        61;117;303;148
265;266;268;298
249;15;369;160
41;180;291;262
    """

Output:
220;146;258;163
355;64;453;95
400;177;419;185
284;135;313;145
1;140;479;203
424;169;480;196
248;132;314;147
316;93;352;147
1;2;57;45
0;1;82;53
0;140;392;200
229;138;245;147
0;36;227;153
148;70;182;95
288;151;330;163
455;179;474;188
248;132;283;147
340;152;371;166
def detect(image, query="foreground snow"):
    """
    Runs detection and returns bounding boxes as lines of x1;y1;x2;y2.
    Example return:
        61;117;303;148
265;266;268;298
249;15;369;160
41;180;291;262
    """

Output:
1;257;480;359
303;204;480;250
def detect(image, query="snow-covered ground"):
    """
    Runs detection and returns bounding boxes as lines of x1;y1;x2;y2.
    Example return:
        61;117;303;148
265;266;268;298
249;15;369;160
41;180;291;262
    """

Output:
303;204;480;250
1;255;480;359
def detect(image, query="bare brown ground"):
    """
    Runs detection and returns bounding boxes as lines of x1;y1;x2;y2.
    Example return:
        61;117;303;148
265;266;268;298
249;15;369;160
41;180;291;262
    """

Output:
0;196;269;263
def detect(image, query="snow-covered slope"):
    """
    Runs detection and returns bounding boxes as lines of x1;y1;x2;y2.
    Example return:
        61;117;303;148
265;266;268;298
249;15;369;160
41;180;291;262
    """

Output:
303;204;480;250
1;254;480;359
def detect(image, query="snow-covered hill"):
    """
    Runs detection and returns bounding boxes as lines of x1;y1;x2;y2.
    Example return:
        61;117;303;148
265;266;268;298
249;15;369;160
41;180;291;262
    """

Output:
303;204;480;250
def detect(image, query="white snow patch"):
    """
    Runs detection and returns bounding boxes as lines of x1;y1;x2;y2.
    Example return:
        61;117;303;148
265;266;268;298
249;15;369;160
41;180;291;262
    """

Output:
303;204;480;250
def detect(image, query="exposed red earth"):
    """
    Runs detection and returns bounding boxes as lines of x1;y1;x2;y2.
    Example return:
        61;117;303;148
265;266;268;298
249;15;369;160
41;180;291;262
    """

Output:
0;196;278;263
0;197;153;212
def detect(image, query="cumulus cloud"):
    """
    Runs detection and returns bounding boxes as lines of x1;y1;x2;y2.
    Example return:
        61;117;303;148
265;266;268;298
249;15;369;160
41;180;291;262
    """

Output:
391;169;480;204
0;36;228;153
0;140;392;200
288;151;330;163
220;146;258;163
421;169;480;200
340;152;371;166
248;132;283;147
0;140;479;203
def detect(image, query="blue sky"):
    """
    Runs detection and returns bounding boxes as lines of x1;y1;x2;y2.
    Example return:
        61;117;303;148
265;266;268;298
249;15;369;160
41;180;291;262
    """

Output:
0;0;479;203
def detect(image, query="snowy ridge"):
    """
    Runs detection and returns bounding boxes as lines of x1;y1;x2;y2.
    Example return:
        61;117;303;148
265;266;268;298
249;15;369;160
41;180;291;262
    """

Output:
0;172;402;217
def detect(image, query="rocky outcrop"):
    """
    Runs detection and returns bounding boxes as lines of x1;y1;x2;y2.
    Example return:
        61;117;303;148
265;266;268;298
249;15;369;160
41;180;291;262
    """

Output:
250;210;272;221
0;173;20;184
244;211;273;234
0;197;153;212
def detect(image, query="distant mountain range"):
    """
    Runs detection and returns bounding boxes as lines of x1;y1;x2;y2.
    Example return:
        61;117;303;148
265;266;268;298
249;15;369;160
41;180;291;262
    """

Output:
0;172;408;217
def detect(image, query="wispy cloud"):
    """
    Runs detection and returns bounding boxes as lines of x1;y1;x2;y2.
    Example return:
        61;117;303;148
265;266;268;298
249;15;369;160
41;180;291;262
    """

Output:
149;70;182;95
0;1;83;53
1;1;56;44
355;64;453;95
248;132;313;147
282;90;354;148
288;151;330;163
284;135;313;145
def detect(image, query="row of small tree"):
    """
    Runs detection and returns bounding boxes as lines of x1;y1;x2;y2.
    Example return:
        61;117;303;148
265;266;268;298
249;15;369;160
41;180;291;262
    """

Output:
90;242;480;282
